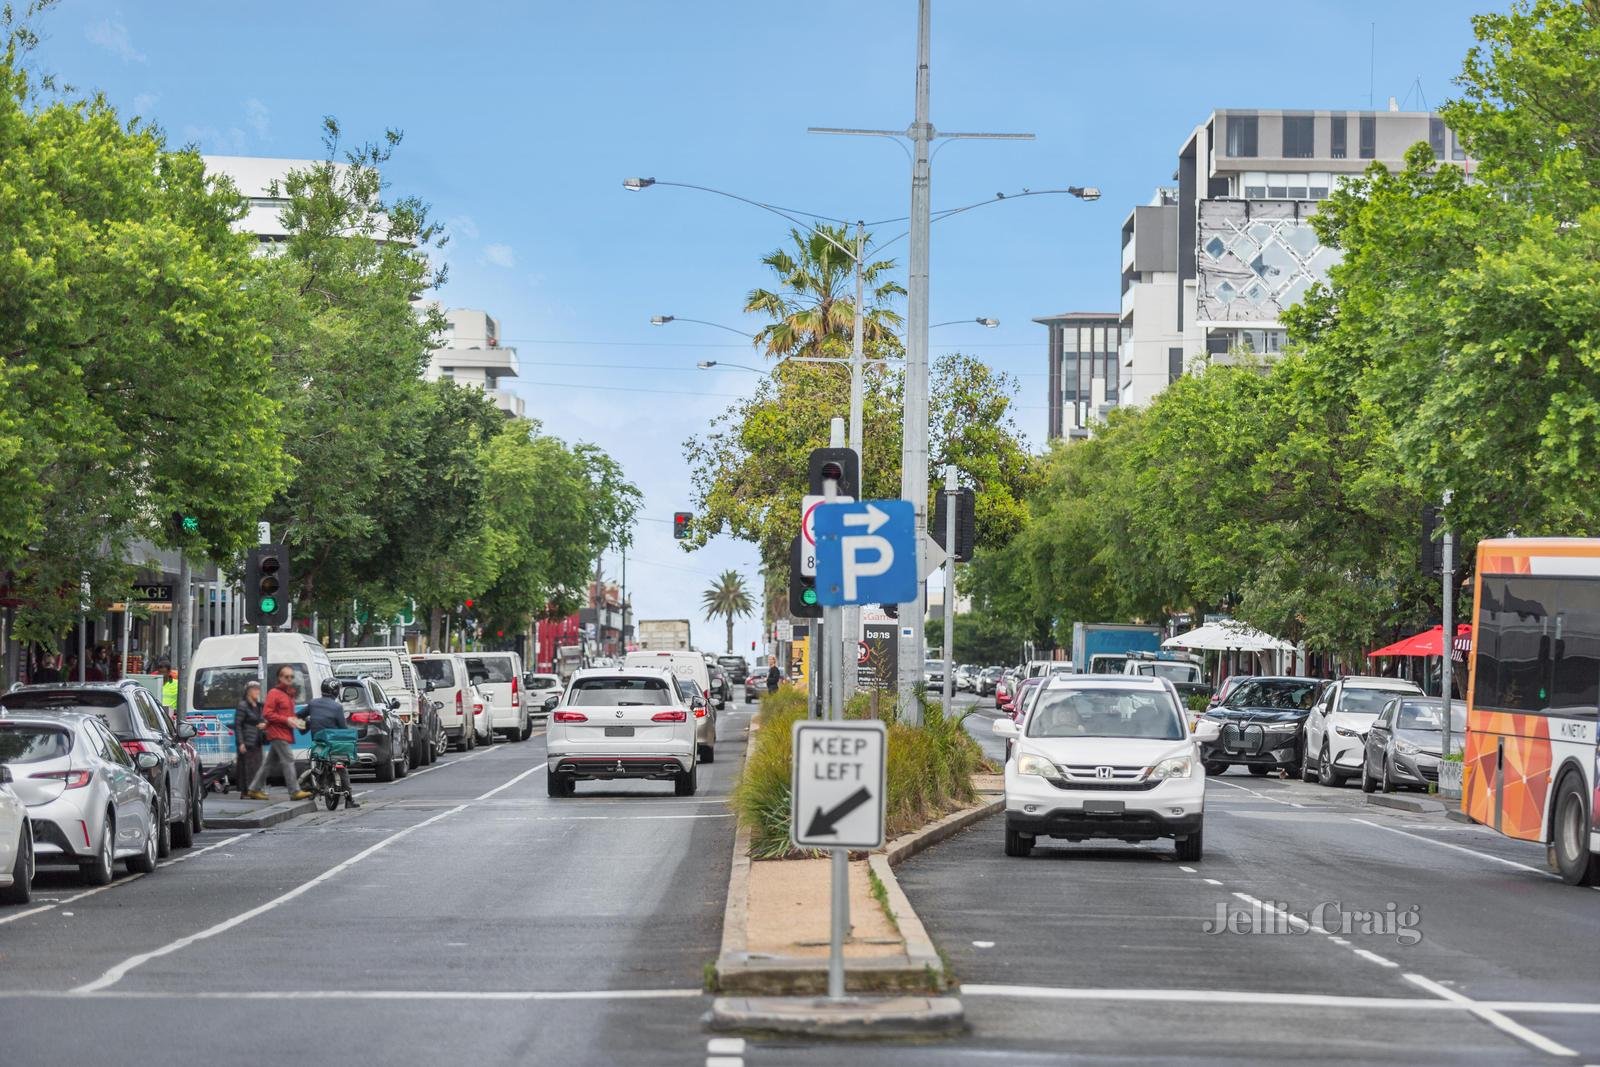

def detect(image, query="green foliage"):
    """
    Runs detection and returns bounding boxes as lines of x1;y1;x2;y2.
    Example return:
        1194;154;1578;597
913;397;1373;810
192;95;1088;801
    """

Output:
732;687;982;859
702;570;753;654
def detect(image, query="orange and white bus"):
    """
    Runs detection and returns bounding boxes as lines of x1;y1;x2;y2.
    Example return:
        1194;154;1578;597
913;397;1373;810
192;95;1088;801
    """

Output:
1466;538;1600;884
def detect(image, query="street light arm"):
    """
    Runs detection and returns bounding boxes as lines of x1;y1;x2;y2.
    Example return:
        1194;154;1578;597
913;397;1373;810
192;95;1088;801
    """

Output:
655;316;755;339
629;178;864;265
862;187;1098;256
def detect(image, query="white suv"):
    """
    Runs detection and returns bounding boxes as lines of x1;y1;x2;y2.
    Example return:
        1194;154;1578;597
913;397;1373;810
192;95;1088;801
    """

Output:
464;652;530;742
1301;675;1424;787
546;668;699;798
993;675;1216;860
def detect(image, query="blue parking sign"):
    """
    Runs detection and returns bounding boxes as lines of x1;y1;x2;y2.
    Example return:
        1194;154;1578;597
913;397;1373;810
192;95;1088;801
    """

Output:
813;500;918;606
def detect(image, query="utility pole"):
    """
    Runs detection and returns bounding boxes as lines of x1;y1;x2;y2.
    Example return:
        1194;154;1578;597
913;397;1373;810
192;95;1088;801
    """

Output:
941;467;957;721
842;223;867;703
1440;488;1455;760
175;552;191;710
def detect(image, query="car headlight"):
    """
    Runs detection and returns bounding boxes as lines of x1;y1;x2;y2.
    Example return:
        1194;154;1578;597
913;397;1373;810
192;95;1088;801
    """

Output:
1016;752;1055;778
1394;738;1420;756
1149;756;1193;780
1334;723;1365;738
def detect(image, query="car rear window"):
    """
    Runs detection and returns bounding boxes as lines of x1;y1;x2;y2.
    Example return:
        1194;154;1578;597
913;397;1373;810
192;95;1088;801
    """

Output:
194;664;309;710
1;690;136;734
1028;689;1185;740
528;675;560;688
414;658;455;686
1339;687;1415;716
337;682;377;710
465;657;515;684
567;677;673;707
0;722;73;762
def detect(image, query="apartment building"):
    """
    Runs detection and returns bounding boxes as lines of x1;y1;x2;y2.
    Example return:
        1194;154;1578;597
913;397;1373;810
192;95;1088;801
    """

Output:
1038;312;1126;439
424;308;526;418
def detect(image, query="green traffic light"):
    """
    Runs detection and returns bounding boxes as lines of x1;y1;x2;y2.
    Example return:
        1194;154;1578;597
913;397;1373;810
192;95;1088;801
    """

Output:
181;515;200;534
259;596;277;614
801;587;818;606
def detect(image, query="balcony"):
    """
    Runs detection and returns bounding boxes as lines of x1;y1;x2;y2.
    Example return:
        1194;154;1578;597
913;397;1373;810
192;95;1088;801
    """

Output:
485;389;526;418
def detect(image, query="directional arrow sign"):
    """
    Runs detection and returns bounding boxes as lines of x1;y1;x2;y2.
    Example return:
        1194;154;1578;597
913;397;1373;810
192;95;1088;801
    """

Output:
791;719;887;850
920;532;948;581
813;499;917;606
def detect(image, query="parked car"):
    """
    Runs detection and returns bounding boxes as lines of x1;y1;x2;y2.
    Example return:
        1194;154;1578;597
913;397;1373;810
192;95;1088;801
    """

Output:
413;653;477;751
717;655;750;686
995;675;1015;712
1196;676;1325;777
545;667;699;798
522;673;563;720
467;683;495;747
1207;674;1253;711
1302;676;1426;786
624;650;719;758
991;675;1213;860
464;652;531;742
335;677;410;783
709;665;733;707
330;647;441;766
1024;659;1074;679
1010;675;1048;723
0;763;32;904
0;682;203;857
1123;652;1212;706
976;666;1004;697
1362;698;1466;794
923;660;946;687
955;665;978;692
0;712;160;884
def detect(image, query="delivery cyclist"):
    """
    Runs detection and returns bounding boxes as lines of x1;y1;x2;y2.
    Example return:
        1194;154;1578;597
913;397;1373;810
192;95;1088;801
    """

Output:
301;678;360;809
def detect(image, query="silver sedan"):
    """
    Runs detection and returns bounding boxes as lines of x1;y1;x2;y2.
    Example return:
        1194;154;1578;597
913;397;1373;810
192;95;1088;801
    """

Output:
0;712;160;884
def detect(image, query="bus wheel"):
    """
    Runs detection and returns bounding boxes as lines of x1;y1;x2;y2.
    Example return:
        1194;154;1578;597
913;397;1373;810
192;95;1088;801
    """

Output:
1552;771;1600;886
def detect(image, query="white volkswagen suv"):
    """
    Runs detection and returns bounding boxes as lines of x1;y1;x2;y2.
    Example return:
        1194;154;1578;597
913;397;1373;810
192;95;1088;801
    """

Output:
993;675;1218;861
545;668;699;798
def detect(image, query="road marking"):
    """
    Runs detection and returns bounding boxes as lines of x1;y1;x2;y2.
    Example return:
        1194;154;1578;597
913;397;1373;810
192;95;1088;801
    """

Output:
706;1058;743;1067
1177;865;1197;873
512;813;733;822
1209;778;1306;808
1404;972;1577;1058
707;1038;745;1055
972;940;995;948
1349;818;1553;878
1232;891;1318;933
2;987;700;1001
159;832;252;868
70;762;547;994
960;984;1453;1010
1202;878;1222;886
1353;949;1399;969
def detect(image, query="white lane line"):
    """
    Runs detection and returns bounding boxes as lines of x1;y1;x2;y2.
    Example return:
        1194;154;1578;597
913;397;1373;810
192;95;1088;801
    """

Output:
706;1058;743;1067
160;832;252;868
960;984;1453;1010
1329;937;1350;946
70;762;546;994
1405;973;1577;1058
1210;778;1306;808
707;1038;746;1054
1177;865;1197;873
1349;818;1554;878
514;814;733;822
2;987;700;1001
1232;891;1319;933
1353;949;1400;969
1203;878;1223;886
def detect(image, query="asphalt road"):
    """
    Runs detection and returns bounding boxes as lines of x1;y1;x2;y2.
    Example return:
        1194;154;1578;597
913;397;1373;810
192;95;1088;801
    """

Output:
746;691;1600;1065
0;700;755;1067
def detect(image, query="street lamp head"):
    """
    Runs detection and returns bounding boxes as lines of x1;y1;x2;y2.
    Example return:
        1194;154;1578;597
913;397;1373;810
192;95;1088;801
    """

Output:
1068;186;1101;202
697;361;717;369
622;177;656;191
650;315;675;325
976;317;1000;328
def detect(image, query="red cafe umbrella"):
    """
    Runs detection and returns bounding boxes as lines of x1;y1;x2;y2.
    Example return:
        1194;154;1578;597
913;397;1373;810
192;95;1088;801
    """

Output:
1367;623;1472;659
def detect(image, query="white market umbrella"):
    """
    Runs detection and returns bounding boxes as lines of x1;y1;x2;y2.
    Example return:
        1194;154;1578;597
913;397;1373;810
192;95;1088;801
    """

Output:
1163;621;1294;653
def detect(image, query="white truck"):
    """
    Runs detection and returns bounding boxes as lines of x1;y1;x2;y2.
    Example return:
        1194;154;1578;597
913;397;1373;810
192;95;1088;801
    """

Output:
636;619;692;652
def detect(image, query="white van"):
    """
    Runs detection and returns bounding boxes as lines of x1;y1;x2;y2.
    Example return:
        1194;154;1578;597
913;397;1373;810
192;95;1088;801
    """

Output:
329;647;439;767
413;653;480;751
624;650;719;761
463;652;530;742
185;633;336;768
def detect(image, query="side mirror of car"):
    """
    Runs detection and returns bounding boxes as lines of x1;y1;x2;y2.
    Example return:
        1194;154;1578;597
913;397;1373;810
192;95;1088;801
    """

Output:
431;700;444;712
136;752;161;770
176;722;198;741
991;718;1019;738
1193;719;1222;743
0;765;11;785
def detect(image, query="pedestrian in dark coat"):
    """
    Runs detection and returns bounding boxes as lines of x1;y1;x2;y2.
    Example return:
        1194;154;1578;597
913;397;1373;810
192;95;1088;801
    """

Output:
233;680;265;796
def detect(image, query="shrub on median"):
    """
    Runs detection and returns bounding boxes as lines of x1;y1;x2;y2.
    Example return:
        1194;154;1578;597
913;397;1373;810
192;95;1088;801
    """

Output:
731;686;984;859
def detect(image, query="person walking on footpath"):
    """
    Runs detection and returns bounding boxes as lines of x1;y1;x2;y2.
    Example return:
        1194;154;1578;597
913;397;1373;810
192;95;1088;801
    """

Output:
246;665;310;801
233;680;265;797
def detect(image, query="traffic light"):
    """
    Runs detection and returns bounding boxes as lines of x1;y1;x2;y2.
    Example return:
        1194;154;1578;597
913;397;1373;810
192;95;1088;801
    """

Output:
1421;505;1442;576
789;535;821;618
931;488;977;562
807;448;859;499
170;510;200;540
243;544;290;628
673;511;692;539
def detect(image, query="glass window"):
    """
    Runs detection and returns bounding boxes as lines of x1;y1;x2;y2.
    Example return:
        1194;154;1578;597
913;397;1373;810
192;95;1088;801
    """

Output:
464;656;515;684
413;658;455;687
1474;574;1600;718
195;664;308;710
0;723;72;762
337;680;376;709
1330;115;1347;159
1337;687;1420;717
1243;171;1267;198
1027;689;1185;740
1309;172;1331;199
333;658;394;680
1452;131;1466;161
1282;115;1315;158
1395;700;1467;733
1285;173;1308;198
567;677;673;707
1429;117;1446;159
1;690;136;735
1226;114;1258;157
1267;176;1288;198
1359;115;1376;159
1223;679;1321;710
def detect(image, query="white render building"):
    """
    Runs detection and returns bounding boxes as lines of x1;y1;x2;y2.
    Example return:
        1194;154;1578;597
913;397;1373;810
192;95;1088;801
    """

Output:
424;307;525;419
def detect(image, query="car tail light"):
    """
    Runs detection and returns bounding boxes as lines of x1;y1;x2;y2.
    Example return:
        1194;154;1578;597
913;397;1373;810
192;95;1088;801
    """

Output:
120;740;150;757
474;702;484;715
511;675;519;699
652;710;687;723
33;769;92;788
694;706;707;718
348;711;382;724
455;691;464;715
552;710;587;723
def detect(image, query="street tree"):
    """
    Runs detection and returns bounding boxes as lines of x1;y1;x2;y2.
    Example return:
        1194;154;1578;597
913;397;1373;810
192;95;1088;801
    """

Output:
702;570;753;653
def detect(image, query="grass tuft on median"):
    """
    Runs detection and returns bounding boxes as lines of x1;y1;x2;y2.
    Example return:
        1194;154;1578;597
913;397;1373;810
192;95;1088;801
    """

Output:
731;686;984;859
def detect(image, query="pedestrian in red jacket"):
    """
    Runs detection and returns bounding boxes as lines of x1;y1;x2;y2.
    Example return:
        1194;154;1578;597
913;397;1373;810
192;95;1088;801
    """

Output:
245;665;310;801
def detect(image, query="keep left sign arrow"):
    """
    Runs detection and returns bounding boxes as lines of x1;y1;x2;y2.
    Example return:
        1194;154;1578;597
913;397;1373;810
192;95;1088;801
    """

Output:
804;786;872;838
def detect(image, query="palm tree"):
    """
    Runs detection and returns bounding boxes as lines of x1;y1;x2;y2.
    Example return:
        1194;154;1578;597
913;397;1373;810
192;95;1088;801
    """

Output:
702;570;754;653
744;225;904;362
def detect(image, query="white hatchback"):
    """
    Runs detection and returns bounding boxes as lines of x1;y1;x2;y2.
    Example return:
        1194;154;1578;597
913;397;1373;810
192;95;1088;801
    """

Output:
546;668;699;798
993;675;1216;860
0;764;31;904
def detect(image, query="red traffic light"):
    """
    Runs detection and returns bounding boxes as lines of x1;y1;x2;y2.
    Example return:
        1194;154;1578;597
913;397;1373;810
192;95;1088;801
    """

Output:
672;511;692;539
464;599;474;609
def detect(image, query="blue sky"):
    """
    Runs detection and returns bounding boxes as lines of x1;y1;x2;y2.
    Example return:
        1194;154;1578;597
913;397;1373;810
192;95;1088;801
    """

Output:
32;0;1484;656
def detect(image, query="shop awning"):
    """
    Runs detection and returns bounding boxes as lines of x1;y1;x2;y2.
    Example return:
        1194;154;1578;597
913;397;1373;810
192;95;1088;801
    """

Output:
1367;624;1473;659
1163;621;1294;653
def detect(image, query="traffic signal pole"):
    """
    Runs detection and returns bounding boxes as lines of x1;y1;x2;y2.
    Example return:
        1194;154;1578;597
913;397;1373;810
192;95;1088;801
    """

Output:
941;467;957;722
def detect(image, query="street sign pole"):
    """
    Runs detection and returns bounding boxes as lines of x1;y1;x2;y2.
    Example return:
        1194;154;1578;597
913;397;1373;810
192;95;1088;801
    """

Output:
941;467;957;721
821;471;849;995
1441;488;1455;761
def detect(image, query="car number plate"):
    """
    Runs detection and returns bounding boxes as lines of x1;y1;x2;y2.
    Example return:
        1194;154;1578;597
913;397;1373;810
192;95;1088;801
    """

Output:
604;725;634;737
1083;800;1125;815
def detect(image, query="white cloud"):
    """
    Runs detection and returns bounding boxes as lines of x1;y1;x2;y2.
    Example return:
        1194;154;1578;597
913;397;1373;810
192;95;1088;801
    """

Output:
86;18;145;63
483;243;516;268
131;92;158;116
244;98;271;140
180;124;246;153
445;214;480;241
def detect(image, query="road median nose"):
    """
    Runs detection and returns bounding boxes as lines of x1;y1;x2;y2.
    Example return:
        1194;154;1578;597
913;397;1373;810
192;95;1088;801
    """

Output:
706;994;965;1038
203;793;316;829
